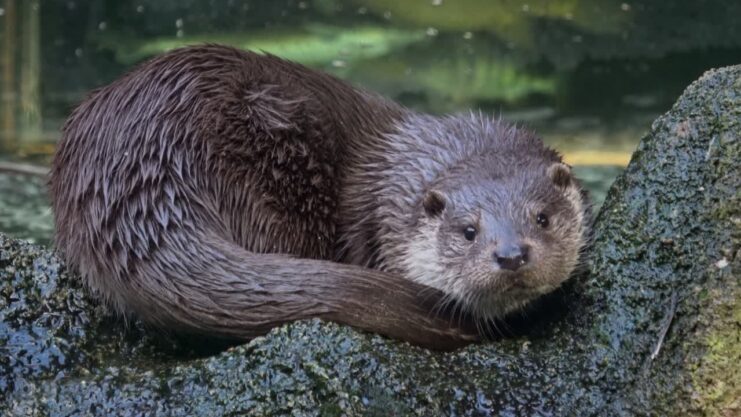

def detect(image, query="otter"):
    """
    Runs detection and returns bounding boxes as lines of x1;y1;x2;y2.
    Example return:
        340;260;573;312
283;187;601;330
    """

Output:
49;45;589;350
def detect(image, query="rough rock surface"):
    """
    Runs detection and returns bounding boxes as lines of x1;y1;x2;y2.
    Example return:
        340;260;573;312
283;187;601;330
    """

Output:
1;66;739;416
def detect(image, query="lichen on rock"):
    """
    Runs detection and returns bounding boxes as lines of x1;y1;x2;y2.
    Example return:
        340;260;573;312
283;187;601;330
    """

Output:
1;66;739;416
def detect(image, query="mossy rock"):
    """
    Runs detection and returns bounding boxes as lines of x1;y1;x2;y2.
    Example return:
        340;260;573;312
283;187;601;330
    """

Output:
1;66;739;416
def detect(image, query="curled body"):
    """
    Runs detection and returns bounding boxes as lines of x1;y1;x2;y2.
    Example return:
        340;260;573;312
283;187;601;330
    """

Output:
50;45;589;349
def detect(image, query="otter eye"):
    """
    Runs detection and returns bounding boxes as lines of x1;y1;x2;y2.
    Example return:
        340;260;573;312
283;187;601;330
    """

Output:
463;226;477;241
536;213;549;228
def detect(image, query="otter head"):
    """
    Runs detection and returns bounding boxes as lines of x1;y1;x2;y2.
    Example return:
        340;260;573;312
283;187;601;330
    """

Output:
402;152;589;322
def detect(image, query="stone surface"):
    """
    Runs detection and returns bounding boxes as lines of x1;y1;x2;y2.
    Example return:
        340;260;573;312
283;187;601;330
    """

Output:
1;66;739;416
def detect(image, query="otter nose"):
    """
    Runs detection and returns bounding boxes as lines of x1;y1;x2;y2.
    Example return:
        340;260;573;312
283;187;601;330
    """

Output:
494;244;529;272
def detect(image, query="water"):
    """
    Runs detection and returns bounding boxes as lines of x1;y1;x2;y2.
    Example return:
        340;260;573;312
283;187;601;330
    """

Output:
0;172;52;245
1;0;739;243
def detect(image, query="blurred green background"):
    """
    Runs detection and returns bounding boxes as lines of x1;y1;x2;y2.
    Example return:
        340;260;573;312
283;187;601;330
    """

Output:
1;0;740;244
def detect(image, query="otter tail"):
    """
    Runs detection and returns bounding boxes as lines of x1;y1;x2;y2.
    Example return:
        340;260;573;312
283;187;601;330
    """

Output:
53;212;474;349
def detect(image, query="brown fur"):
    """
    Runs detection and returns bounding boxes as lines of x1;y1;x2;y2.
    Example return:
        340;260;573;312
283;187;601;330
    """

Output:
50;45;588;350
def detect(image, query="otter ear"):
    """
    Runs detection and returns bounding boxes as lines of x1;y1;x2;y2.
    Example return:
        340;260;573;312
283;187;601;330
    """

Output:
548;162;573;189
423;190;446;217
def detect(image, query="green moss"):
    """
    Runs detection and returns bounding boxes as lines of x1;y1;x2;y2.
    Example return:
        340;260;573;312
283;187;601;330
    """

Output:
691;286;741;415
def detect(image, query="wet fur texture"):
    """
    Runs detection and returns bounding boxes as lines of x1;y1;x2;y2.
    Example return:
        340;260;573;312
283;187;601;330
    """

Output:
339;114;590;323
50;45;588;349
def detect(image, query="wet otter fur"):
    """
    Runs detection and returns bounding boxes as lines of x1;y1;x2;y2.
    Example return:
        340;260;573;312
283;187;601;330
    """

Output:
50;45;589;350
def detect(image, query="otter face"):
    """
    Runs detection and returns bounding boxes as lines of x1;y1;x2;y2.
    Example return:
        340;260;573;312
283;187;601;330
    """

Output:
401;160;589;321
